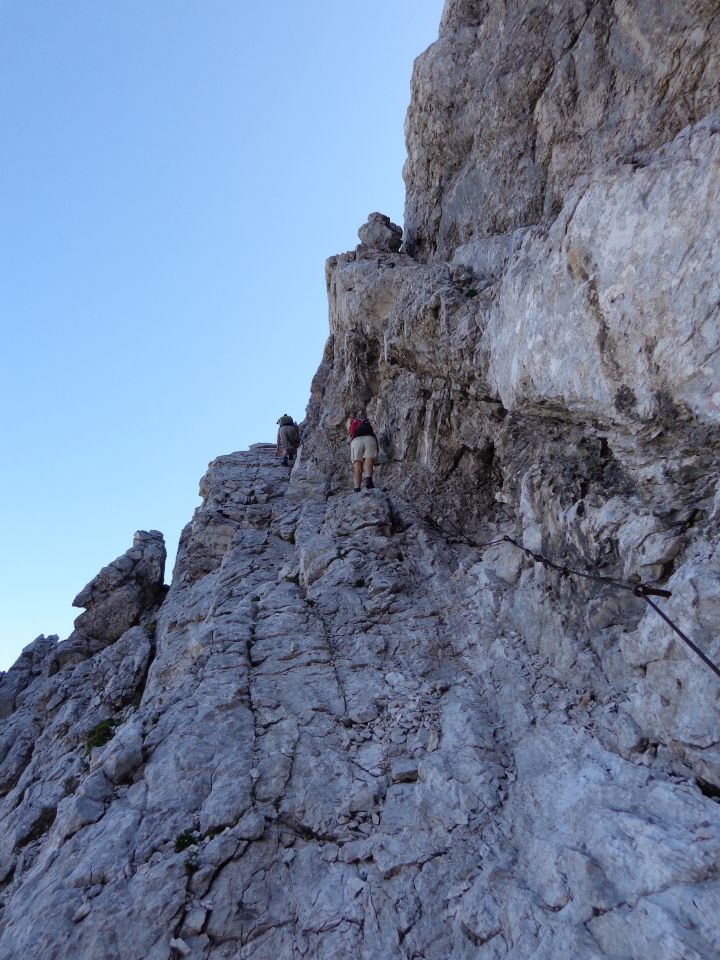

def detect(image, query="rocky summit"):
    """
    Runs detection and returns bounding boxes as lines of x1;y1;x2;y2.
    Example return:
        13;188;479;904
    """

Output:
2;2;720;958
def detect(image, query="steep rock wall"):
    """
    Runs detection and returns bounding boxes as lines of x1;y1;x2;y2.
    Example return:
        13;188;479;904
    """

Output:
302;0;720;784
1;2;720;958
404;0;719;259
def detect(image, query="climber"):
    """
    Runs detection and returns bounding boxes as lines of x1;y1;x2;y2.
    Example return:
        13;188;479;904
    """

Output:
348;412;378;492
276;415;300;467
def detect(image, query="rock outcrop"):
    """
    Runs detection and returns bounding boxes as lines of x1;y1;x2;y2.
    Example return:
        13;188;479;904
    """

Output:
2;2;720;958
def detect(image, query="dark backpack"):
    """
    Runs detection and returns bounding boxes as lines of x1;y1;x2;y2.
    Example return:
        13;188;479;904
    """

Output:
349;417;375;439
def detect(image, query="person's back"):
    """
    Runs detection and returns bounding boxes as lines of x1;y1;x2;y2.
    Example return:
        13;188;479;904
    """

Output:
348;413;378;491
349;418;374;439
276;415;300;466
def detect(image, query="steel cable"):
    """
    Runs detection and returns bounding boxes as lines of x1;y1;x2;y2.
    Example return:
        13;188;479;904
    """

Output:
480;534;720;681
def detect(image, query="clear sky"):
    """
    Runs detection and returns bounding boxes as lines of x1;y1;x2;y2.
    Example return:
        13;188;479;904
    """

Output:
0;1;444;671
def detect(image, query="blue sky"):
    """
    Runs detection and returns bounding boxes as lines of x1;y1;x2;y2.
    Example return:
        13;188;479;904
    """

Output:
0;1;444;670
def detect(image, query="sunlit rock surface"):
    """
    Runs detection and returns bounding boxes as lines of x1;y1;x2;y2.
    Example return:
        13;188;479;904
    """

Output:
2;1;720;957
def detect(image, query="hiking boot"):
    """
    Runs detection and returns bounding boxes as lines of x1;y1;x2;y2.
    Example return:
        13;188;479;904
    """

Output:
363;477;374;490
281;456;289;467
354;487;361;494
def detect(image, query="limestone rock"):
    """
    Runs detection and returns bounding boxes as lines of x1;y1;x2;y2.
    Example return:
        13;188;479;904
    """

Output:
69;530;166;652
2;3;720;958
357;211;403;254
101;721;144;784
404;0;720;260
0;634;58;719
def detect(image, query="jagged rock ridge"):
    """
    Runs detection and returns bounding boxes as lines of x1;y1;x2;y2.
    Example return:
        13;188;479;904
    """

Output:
2;2;720;957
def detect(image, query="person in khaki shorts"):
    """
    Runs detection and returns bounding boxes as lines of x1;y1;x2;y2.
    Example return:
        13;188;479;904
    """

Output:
276;414;300;466
347;412;378;492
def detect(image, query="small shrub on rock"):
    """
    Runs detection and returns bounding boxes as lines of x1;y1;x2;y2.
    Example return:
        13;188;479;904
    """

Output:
83;718;116;755
175;830;197;853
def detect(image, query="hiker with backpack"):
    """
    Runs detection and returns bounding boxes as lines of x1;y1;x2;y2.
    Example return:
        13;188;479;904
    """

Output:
348;412;378;492
276;414;300;467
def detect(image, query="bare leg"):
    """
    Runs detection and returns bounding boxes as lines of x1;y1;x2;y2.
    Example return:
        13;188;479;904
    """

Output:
353;460;363;489
363;458;374;479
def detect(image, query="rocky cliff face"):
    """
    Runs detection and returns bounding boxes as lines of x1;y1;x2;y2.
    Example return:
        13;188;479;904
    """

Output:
2;2;720;958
